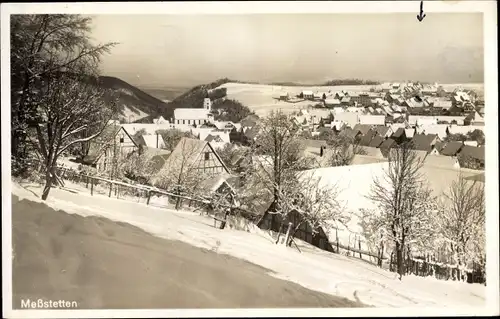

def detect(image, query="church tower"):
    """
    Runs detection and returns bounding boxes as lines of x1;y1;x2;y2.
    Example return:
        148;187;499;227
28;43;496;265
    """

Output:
203;98;212;111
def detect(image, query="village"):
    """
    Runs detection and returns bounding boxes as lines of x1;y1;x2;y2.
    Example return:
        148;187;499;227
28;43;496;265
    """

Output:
7;12;492;312
40;79;486;286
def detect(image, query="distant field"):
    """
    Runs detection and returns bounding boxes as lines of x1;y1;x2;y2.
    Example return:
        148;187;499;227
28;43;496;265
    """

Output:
218;83;374;117
218;82;485;117
142;87;188;102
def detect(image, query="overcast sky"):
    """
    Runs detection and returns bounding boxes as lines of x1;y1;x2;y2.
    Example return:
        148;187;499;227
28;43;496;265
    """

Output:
90;13;484;88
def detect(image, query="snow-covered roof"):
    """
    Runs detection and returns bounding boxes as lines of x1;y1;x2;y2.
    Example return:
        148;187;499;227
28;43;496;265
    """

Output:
174;108;210;120
121;123;173;135
333;112;359;128
141;134;166;149
359;115;385;126
324;98;341;105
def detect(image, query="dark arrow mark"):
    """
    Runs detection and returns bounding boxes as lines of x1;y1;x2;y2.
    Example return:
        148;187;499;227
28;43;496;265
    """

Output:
417;1;426;22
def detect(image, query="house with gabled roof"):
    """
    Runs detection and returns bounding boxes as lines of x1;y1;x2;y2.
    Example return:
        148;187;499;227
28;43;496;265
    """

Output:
358;129;378;146
83;123;139;172
391;127;407;143
152;137;230;186
440;141;464;157
428;140;446;155
457;145;485;169
411;134;439;152
379;138;397;157
352;124;373;136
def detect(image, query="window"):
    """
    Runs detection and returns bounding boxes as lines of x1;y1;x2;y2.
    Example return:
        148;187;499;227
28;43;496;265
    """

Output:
183;120;185;125
119;134;124;143
204;152;210;161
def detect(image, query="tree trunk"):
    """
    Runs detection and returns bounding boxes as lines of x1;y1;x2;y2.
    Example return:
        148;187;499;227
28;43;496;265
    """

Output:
175;194;181;210
275;219;284;244
41;167;54;200
390;251;394;272
396;241;404;280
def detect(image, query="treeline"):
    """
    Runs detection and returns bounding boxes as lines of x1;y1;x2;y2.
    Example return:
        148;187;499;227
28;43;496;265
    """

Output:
322;79;380;86
270;79;381;86
211;99;254;123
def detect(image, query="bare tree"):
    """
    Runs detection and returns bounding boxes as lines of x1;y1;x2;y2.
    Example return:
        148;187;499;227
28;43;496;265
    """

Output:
281;172;347;246
11;15;116;176
364;141;437;279
437;174;485;281
155;138;208;210
323;134;367;167
250;111;313;222
119;150;159;185
29;73;117;200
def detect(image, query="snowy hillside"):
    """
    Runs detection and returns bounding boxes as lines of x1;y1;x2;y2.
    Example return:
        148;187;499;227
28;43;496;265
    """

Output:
11;181;486;309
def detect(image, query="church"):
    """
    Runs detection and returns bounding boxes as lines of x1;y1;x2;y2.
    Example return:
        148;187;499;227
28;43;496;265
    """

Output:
173;98;214;126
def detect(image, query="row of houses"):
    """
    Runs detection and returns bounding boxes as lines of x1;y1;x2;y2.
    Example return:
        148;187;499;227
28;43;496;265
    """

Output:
335;122;485;168
280;82;481;121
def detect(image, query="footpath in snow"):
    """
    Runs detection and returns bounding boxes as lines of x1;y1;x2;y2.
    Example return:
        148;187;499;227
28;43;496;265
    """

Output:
10;181;486;309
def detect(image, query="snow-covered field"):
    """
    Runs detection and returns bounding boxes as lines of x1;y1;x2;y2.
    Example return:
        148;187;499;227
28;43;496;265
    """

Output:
219;83;374;117
11;181;486;309
217;82;484;117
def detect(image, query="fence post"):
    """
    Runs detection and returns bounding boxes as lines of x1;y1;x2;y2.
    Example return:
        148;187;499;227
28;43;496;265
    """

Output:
108;182;113;197
282;222;293;246
147;190;152;205
86;176;89;189
347;234;351;256
336;228;340;254
90;177;94;196
358;237;362;259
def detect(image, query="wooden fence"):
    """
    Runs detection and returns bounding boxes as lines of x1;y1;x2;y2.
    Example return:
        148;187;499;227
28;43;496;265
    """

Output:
38;164;487;284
